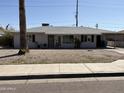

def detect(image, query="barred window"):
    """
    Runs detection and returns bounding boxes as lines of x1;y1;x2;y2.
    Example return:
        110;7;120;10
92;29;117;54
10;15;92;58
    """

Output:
91;35;94;42
81;35;84;42
63;35;74;43
84;35;87;42
27;34;35;42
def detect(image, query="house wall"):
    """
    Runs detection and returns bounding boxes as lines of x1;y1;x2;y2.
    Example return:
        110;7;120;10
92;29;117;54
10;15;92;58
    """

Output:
61;43;75;48
80;35;97;48
116;41;124;47
14;33;20;48
14;33;48;48
74;35;96;48
35;33;48;48
14;33;98;49
54;35;97;48
54;35;75;48
80;42;96;48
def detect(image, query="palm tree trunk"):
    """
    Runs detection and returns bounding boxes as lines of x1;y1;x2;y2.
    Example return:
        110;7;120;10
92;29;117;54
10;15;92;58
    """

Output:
18;0;29;55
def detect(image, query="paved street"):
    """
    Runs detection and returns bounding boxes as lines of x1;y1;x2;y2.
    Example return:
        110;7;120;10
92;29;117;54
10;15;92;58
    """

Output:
0;78;124;93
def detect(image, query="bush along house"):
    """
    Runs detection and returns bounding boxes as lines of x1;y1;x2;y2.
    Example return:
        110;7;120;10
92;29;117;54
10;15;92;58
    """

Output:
13;24;113;49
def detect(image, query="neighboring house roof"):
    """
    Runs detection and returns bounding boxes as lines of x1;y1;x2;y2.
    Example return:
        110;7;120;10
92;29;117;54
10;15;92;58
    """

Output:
21;26;113;35
103;30;124;35
119;30;124;33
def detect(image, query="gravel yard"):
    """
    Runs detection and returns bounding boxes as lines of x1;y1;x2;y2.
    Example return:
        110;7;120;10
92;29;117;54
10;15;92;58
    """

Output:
0;49;124;65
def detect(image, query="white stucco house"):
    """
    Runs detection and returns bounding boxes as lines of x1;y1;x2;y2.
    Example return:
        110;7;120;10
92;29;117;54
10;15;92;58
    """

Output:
13;26;112;49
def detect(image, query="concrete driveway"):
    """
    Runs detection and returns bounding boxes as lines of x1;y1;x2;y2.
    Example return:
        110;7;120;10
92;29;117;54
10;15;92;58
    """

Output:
106;48;124;54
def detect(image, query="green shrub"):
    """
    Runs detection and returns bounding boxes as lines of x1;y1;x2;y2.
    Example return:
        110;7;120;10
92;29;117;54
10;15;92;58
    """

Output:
0;31;14;47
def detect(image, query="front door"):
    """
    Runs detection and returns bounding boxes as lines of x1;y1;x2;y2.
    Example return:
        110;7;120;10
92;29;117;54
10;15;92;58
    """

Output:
48;35;54;48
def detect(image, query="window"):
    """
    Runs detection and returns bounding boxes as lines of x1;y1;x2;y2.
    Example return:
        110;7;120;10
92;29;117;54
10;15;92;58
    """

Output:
81;35;84;42
84;35;87;42
27;35;32;41
63;35;74;43
88;38;91;42
87;35;93;42
32;34;35;42
91;35;94;42
27;34;35;42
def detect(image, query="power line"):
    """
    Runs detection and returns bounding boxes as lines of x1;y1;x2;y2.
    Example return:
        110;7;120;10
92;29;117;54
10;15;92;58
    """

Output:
0;3;124;8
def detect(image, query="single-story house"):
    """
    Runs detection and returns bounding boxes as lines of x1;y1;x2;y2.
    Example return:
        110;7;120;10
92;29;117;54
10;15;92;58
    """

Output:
13;26;112;49
103;30;124;47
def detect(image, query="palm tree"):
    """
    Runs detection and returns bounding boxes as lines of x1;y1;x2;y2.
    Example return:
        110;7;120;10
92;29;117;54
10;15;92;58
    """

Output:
18;0;29;55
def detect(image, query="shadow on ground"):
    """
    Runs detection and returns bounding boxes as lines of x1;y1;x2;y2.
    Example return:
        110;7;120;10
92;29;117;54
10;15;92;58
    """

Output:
0;54;18;59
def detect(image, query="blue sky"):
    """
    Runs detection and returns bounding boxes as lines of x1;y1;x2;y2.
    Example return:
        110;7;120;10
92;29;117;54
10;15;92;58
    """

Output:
0;0;124;31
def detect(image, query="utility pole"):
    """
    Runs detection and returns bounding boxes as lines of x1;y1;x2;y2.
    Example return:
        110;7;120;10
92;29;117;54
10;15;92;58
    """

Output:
95;24;98;29
76;0;79;27
18;0;29;55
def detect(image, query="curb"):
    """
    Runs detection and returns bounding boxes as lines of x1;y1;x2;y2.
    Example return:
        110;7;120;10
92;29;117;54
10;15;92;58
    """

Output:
0;72;124;80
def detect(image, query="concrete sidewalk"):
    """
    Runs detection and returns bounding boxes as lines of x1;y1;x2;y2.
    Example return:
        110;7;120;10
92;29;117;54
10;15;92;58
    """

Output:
0;60;124;80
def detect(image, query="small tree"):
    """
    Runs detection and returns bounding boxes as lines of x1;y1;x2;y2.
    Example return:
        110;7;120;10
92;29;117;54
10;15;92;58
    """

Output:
0;30;14;47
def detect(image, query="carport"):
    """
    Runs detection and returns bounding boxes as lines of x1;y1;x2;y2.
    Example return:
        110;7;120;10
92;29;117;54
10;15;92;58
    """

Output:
102;33;124;48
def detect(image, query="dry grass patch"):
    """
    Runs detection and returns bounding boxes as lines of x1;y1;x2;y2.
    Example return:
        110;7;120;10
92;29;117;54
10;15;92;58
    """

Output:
0;49;124;65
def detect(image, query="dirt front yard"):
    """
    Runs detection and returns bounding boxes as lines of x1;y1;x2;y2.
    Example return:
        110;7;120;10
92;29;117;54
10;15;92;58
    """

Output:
0;49;124;65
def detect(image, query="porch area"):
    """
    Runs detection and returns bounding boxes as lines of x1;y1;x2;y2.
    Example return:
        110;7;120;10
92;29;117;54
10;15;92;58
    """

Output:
35;34;104;49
